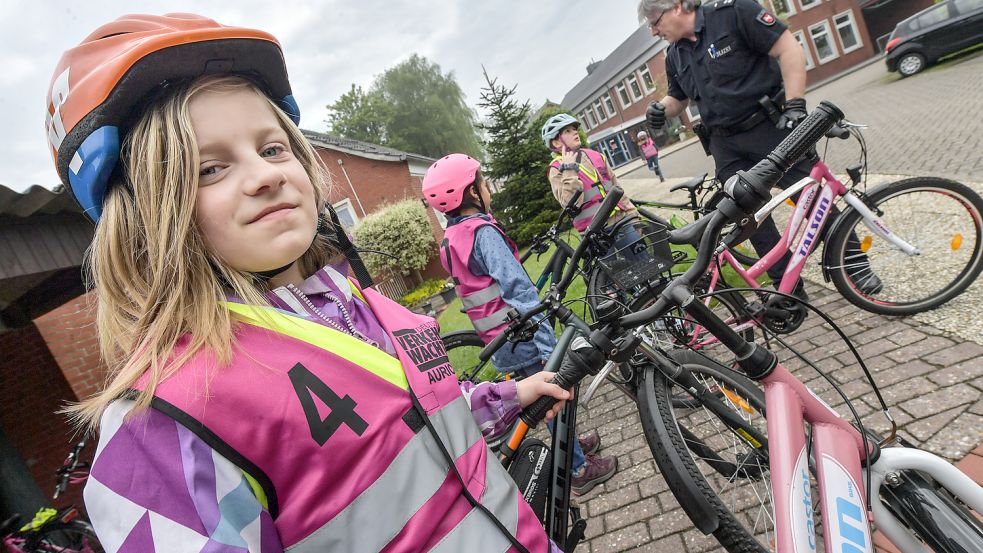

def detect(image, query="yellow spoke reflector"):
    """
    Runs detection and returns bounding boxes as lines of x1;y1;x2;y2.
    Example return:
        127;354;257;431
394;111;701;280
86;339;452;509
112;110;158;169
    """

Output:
735;428;763;449
784;198;796;207
952;233;963;251
722;387;756;414
860;236;873;253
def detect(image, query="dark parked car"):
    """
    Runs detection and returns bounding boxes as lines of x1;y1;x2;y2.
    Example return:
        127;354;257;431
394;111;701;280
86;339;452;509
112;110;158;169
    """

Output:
885;0;983;77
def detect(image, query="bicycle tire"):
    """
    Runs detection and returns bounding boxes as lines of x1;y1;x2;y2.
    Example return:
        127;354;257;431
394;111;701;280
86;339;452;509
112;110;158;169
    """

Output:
638;349;777;553
827;177;983;315
33;520;104;553
441;330;500;384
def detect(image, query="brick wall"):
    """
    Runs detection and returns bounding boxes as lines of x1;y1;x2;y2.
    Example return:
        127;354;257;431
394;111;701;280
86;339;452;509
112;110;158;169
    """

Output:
786;0;877;84
0;323;88;511
34;292;105;402
316;149;447;286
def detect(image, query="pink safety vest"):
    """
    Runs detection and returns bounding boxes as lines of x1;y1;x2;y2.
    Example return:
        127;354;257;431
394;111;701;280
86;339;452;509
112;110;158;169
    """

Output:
440;214;521;343
640;138;658;159
550;148;627;232
134;284;549;553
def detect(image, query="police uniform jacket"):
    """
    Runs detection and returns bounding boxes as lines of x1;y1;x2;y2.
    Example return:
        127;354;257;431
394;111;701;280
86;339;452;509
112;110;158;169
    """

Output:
665;0;787;129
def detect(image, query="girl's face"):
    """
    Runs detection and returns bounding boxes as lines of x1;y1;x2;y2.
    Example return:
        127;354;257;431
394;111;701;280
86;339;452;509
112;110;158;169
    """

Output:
477;178;492;212
552;125;581;151
191;87;318;275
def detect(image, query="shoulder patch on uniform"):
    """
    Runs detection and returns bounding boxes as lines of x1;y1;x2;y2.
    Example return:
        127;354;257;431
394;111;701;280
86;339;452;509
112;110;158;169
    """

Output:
756;9;777;26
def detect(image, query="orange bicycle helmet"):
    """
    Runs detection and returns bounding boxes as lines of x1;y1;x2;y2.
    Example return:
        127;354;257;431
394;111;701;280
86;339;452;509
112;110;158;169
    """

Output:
45;13;301;222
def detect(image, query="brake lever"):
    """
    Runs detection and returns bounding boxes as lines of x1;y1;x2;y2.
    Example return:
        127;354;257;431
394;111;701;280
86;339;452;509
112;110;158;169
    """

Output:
581;361;618;406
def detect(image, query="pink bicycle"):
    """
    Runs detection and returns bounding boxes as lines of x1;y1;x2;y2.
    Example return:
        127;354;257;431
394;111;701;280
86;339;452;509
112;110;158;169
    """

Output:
639;115;983;354
548;103;983;552
2;440;102;553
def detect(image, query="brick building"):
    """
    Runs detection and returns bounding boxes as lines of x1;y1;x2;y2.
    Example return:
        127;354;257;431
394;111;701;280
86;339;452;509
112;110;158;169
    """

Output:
0;133;440;519
561;1;898;168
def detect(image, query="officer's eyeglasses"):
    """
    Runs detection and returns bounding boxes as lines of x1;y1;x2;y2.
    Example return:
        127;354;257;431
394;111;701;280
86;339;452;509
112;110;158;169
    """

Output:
649;9;670;30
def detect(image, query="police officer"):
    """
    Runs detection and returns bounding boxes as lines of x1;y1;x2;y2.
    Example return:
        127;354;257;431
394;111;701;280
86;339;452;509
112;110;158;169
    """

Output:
638;0;882;295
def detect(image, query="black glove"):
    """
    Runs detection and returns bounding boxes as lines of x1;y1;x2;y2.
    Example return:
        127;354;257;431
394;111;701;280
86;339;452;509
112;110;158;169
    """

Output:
776;97;807;130
646;101;667;134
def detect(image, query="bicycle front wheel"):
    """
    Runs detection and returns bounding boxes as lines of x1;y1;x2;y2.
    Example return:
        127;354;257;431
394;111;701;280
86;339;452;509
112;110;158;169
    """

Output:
827;177;983;315
638;349;780;553
442;330;499;383
36;520;104;553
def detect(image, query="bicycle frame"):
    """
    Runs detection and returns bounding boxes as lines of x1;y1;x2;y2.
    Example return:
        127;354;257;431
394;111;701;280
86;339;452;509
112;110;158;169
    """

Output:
688;159;918;349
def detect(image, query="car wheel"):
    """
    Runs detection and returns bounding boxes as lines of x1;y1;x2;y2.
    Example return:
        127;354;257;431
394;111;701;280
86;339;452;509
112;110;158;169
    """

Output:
898;52;926;77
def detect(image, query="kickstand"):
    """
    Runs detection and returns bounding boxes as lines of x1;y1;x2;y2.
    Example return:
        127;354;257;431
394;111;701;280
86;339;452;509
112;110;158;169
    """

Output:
564;504;588;551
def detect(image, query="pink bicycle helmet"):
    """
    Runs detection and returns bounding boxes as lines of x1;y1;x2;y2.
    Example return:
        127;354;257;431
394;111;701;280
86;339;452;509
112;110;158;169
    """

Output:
422;154;480;213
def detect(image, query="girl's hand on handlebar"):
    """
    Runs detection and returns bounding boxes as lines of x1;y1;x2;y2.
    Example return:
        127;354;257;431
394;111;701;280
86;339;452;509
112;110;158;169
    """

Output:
516;371;571;422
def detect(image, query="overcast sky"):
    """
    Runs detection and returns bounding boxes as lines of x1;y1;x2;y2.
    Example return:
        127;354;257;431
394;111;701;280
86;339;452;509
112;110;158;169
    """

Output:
1;0;646;192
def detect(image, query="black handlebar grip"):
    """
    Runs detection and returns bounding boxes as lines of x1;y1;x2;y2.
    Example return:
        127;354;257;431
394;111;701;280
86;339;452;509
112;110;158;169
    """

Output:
520;367;580;427
586;186;625;235
768;101;844;170
478;330;510;362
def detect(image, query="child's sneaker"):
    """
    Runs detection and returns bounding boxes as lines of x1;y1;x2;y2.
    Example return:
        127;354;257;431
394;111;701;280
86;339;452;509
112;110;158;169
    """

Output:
571;454;618;495
578;429;601;456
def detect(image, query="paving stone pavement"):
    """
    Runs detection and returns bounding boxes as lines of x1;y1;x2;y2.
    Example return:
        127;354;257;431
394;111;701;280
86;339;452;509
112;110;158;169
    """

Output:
570;282;983;552
553;52;983;552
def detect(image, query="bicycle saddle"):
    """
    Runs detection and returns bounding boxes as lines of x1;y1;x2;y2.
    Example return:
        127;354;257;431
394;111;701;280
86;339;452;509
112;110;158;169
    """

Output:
669;173;708;193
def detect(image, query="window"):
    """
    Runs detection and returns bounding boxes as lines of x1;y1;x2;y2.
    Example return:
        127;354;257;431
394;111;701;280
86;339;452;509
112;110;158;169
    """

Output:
579;111;591;131
602;92;617;117
799;0;820;10
585;107;597;128
833;10;862;54
917;4;952;28
809;20;839;64
593;99;607;122
332;199;359;231
616;83;632;107
793;30;815;70
627;74;643;101
638;64;656;93
769;0;795;18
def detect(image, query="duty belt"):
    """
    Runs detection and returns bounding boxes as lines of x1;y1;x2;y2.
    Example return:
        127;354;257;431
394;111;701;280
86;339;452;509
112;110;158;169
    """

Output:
710;109;768;137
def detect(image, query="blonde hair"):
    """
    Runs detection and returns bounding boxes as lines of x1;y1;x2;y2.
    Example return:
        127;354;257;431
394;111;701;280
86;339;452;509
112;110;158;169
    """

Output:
69;75;335;428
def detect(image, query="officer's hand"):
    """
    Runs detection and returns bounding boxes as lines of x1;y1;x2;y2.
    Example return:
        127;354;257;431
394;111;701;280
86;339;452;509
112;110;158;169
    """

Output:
516;371;571;422
776;97;808;130
646;101;667;133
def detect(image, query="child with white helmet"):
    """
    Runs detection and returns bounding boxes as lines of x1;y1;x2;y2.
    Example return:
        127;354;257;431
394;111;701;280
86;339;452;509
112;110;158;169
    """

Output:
423;154;618;495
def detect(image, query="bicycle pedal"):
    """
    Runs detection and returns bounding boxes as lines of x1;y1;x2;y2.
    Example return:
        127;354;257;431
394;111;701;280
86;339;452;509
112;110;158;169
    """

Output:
744;301;766;318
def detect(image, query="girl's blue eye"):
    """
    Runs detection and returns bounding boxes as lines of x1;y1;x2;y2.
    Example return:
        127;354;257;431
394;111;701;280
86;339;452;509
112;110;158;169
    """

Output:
200;166;218;177
262;145;286;157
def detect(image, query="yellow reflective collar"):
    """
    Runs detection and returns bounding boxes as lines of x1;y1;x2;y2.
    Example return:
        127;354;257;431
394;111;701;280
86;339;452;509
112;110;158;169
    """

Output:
552;152;601;183
223;302;408;390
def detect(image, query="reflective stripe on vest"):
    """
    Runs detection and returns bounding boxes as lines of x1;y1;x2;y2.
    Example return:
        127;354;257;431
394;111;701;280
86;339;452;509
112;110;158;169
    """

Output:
138;285;547;552
439;215;521;343
460;283;503;310
471;307;511;334
286;396;483;551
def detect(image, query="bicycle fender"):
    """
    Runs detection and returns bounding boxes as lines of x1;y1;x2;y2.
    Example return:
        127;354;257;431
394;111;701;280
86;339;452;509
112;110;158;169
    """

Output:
819;203;860;283
639;371;720;534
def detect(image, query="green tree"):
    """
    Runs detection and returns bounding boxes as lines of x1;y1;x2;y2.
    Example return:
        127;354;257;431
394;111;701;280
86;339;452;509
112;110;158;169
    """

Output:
352;199;437;285
478;73;587;246
326;55;483;159
324;84;388;144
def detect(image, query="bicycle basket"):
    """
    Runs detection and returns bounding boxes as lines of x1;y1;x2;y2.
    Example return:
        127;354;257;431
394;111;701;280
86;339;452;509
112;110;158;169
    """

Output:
598;220;674;290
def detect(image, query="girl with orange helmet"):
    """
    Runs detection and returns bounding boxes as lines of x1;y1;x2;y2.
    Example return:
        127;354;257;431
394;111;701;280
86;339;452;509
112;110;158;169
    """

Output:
48;13;570;552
